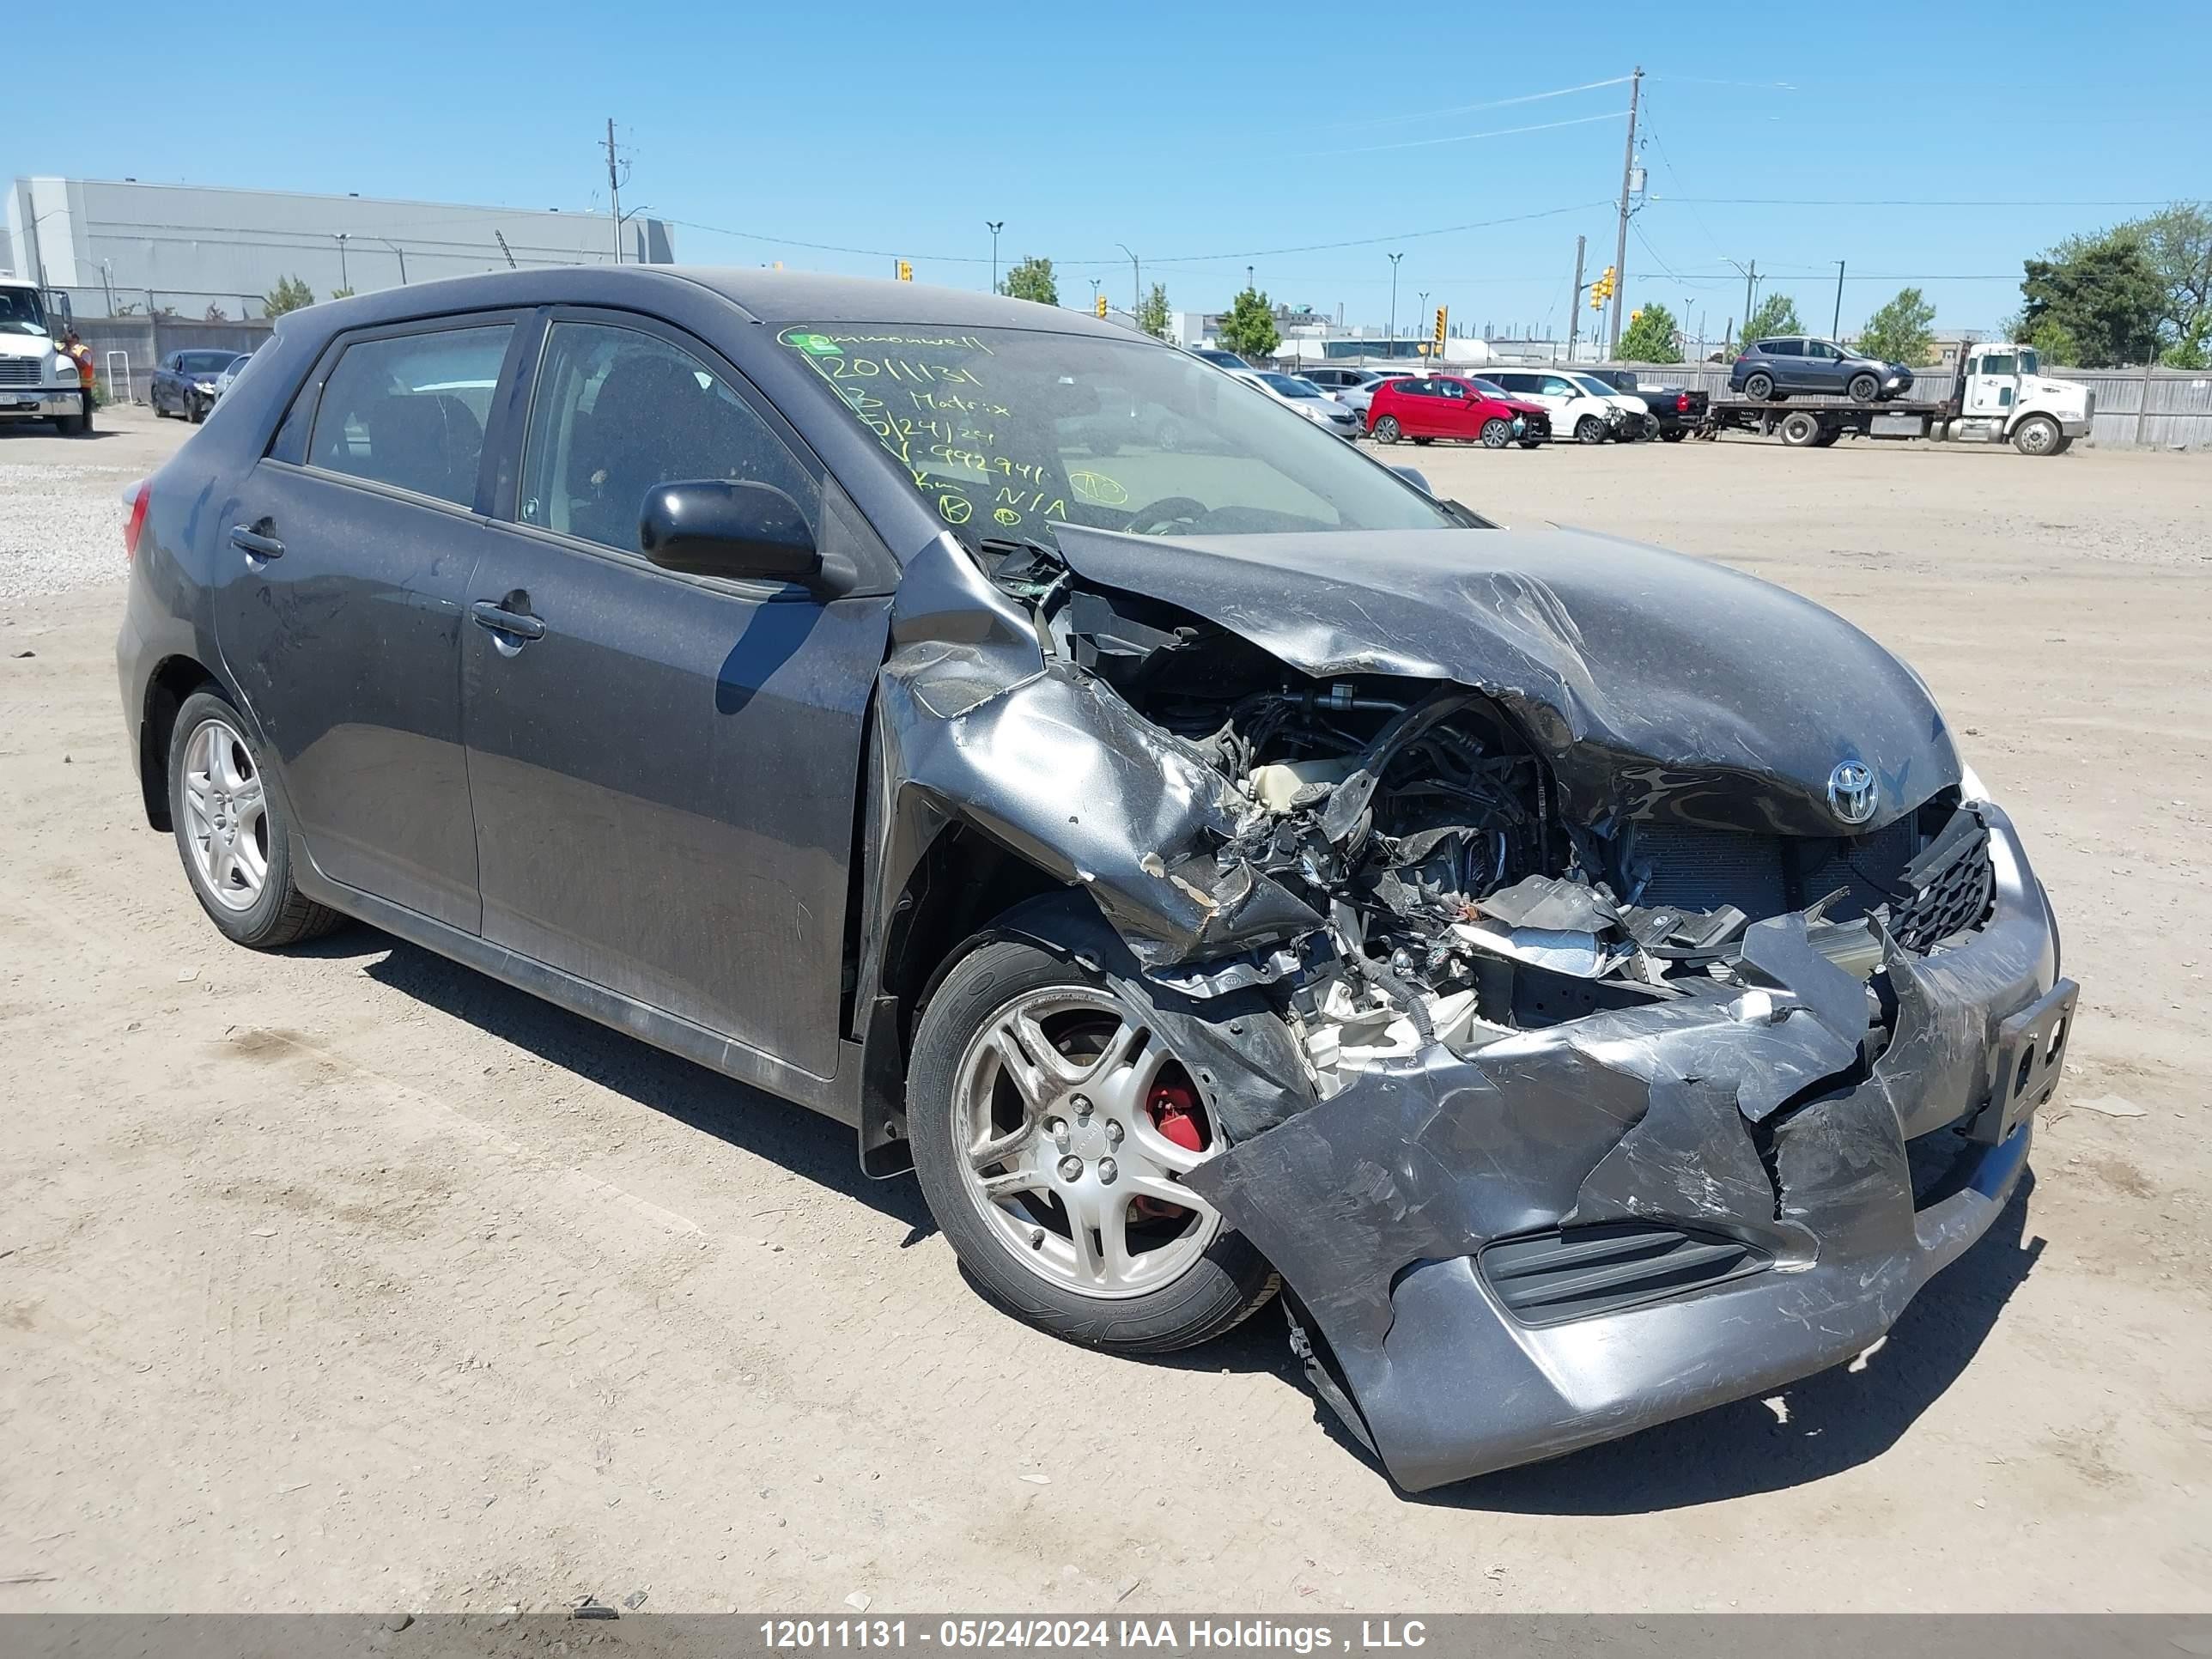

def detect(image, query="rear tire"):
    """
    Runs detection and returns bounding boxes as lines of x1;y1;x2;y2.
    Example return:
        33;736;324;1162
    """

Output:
167;690;345;950
1412;435;1434;446
1743;371;1777;401
1480;417;1511;448
907;902;1286;1354
1371;415;1401;445
1518;439;1543;449
1661;428;1686;442
1780;410;1824;447
1847;372;1881;404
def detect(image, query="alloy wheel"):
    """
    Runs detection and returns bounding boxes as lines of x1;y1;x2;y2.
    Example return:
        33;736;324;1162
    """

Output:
952;987;1220;1299
181;717;270;911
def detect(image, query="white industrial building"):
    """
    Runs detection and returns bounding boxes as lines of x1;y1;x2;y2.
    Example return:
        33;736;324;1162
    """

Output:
6;176;675;319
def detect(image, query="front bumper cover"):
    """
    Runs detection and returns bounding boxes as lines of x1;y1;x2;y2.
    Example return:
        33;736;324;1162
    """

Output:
1183;802;2066;1492
0;387;81;418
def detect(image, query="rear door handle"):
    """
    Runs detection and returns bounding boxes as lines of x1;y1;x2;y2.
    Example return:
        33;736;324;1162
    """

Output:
229;526;284;560
471;601;546;642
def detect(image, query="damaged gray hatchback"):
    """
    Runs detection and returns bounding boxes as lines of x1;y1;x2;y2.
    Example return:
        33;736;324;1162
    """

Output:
118;270;2075;1491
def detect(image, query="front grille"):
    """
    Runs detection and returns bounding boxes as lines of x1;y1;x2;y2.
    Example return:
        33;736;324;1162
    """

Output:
1480;1222;1770;1326
1636;818;1917;926
1888;811;1994;951
0;359;41;386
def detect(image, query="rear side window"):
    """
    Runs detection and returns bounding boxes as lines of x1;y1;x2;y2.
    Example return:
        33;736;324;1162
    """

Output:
1760;339;1802;356
307;325;513;508
518;320;816;556
1395;380;1433;398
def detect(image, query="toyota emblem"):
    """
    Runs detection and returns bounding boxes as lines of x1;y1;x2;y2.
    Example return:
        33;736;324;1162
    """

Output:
1827;761;1879;826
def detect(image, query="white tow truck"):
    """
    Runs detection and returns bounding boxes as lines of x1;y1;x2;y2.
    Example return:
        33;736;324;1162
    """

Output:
0;274;88;435
1705;342;2094;456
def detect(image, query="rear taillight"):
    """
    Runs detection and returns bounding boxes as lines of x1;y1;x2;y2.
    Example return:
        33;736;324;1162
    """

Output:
1676;392;1690;413
123;478;151;561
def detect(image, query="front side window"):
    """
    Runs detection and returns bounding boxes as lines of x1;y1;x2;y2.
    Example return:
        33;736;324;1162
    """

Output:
780;323;1460;541
307;324;513;507
1805;342;1841;361
1540;376;1577;397
519;320;816;555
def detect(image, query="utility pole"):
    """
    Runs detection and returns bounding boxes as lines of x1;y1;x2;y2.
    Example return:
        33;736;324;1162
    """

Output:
605;118;625;264
1387;252;1403;356
1731;260;1759;348
1566;234;1587;362
986;222;1003;293
1832;259;1846;337
1116;243;1139;320
1607;65;1643;357
333;232;349;292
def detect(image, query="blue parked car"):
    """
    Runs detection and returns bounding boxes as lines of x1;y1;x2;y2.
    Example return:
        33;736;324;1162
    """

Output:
1730;335;1913;404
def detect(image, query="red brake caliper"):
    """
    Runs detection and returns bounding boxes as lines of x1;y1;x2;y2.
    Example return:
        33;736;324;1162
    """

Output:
1133;1077;1205;1220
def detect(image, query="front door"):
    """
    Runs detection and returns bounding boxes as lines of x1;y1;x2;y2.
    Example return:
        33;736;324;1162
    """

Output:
1802;339;1847;391
462;314;890;1080
216;317;520;932
1963;350;2019;418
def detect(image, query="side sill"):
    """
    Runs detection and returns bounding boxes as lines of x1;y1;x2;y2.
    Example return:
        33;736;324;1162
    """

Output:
292;860;865;1127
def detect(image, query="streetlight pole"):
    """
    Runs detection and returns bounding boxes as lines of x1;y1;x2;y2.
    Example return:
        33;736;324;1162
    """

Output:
1387;252;1403;359
986;221;1003;293
333;232;350;292
1607;64;1643;356
1116;243;1139;321
1832;259;1846;338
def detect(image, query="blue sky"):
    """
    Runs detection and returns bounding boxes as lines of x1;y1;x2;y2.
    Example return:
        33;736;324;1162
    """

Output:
23;0;2211;339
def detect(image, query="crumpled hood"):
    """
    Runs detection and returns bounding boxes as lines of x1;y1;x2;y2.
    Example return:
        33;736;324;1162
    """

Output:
1051;522;1959;836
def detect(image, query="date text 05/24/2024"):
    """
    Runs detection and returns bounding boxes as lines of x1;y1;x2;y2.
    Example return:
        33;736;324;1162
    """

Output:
760;1619;1431;1652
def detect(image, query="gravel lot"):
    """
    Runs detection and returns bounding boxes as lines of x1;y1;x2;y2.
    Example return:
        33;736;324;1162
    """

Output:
0;404;175;603
3;416;2209;1615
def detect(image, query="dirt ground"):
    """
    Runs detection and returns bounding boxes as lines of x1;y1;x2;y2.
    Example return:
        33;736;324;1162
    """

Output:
3;415;2209;1614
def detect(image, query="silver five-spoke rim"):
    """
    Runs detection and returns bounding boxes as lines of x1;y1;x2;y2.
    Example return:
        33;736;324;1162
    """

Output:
953;987;1221;1299
182;717;268;911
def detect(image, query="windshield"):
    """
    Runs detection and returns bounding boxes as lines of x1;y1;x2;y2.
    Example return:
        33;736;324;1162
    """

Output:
2019;348;2040;374
1567;374;1617;398
1471;379;1509;399
779;324;1460;543
1259;373;1324;398
178;351;240;375
0;287;51;337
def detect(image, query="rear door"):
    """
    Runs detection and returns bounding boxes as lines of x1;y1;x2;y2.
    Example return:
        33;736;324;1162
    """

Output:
216;315;524;932
460;311;892;1079
1389;378;1439;435
1760;338;1805;389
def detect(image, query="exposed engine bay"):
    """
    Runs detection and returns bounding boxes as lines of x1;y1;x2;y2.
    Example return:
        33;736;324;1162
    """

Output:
1009;552;1998;1102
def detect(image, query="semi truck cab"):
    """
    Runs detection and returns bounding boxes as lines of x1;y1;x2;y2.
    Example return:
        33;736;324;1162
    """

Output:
1950;343;2093;454
0;276;88;435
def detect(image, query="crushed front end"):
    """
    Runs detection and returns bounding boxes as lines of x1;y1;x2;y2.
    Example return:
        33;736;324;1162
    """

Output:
912;524;2074;1488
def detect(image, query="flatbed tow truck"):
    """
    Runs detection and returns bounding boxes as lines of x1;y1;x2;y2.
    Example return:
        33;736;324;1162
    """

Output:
1701;341;2094;456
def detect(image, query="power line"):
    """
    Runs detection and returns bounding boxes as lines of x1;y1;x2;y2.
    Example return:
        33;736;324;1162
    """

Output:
1329;75;1632;132
1656;196;2201;208
1306;109;1626;159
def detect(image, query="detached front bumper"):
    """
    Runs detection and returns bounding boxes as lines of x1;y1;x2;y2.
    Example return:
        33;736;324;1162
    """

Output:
1186;803;2069;1492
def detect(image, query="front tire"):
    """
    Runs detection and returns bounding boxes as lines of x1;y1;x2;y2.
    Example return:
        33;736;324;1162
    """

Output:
167;690;344;949
1847;373;1881;404
1370;416;1401;444
908;910;1285;1354
2013;415;2061;456
1575;415;1607;444
1480;417;1511;448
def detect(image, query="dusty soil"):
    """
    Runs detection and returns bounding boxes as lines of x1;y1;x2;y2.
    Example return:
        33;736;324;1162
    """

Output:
3;425;2208;1614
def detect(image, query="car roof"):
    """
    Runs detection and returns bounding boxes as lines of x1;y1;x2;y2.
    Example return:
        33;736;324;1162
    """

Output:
276;265;1141;342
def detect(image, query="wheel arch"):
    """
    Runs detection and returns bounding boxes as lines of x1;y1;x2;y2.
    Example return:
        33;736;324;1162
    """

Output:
137;654;228;830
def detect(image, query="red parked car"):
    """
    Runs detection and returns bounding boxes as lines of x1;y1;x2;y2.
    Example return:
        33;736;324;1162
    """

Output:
1365;375;1551;449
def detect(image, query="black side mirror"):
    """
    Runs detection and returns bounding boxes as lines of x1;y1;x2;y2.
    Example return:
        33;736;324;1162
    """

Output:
640;480;829;588
1388;465;1432;495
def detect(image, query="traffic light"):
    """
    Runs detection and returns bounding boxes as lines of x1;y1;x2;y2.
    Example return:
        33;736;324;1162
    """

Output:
896;258;913;282
1096;292;1109;319
1589;265;1616;311
1630;308;1643;322
1432;305;1448;352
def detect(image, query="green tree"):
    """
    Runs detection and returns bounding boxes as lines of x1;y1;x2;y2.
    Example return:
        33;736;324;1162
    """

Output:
2021;234;2164;366
2022;317;2082;367
1137;282;1172;342
1856;286;1937;365
328;287;356;301
1216;287;1279;359
1616;302;1681;364
263;275;315;318
1732;293;1802;355
2057;204;2212;355
999;256;1058;307
2164;313;2209;370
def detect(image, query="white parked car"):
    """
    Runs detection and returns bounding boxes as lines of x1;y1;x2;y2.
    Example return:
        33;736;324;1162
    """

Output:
1562;372;1659;441
1231;369;1364;438
1486;369;1635;445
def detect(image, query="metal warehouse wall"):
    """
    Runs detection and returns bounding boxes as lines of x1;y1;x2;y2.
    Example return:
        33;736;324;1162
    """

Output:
10;177;674;317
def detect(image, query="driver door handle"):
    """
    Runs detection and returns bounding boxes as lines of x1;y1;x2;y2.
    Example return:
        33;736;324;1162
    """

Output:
229;526;284;560
471;601;546;642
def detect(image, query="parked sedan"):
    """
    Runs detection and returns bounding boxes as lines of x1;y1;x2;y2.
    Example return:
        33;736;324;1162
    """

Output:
1730;336;1914;403
1231;369;1363;437
150;349;246;423
1367;374;1549;448
1486;368;1633;443
1294;366;1397;416
118;267;2071;1492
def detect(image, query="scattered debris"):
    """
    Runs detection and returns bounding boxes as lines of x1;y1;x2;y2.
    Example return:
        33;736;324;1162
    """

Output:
623;1590;647;1610
176;967;199;984
2070;1094;2147;1119
845;1591;872;1613
1017;1472;1050;1485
